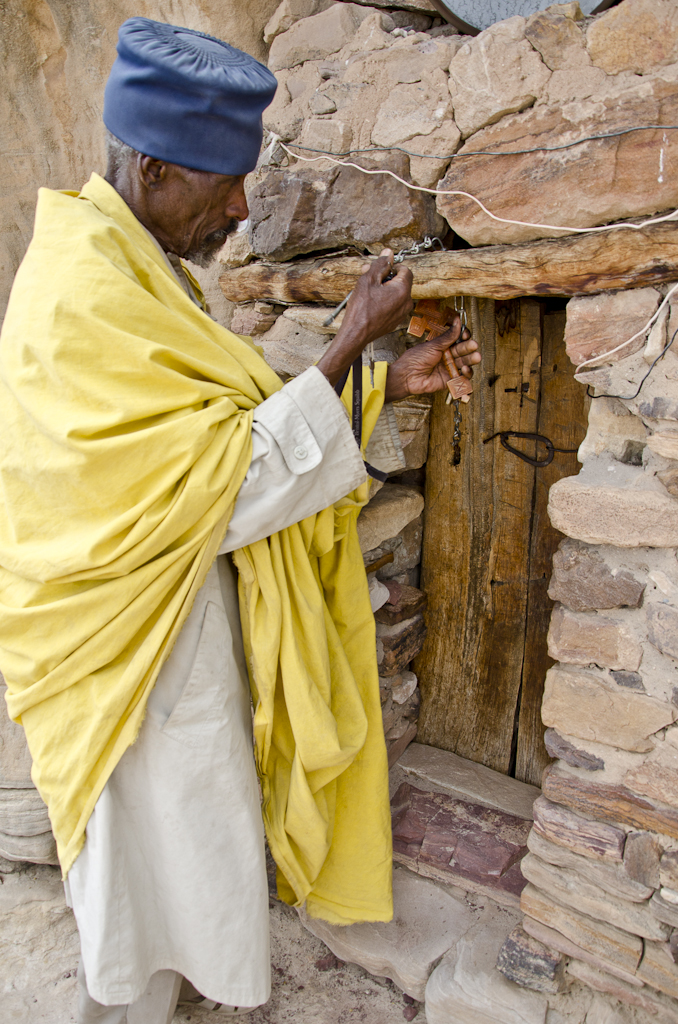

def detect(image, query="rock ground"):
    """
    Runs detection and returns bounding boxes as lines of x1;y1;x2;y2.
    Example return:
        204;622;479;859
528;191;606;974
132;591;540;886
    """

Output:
1;863;414;1024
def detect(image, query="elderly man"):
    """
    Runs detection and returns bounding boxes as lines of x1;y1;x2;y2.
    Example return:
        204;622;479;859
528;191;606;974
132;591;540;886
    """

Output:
0;18;479;1024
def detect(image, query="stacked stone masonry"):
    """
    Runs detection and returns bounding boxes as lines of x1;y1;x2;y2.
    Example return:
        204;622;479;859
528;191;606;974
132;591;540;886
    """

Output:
5;0;678;1021
216;0;678;1018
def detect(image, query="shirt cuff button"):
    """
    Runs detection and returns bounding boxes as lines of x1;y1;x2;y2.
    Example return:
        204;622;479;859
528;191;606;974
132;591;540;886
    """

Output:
293;444;308;460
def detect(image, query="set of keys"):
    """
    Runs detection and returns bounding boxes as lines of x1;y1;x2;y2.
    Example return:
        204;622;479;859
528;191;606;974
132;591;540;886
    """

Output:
407;298;473;405
408;297;473;467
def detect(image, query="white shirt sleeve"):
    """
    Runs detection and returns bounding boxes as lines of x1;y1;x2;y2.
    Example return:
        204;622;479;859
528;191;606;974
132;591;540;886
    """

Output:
219;366;367;553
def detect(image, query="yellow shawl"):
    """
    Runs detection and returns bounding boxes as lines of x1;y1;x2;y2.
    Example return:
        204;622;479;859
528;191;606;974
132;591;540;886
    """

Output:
0;174;392;924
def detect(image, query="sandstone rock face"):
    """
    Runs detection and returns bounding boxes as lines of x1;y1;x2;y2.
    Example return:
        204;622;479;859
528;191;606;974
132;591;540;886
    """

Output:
542;761;678;841
393;396;432;470
303;865;473;1000
567;959;677;1019
436;74;678;245
371;72;450;148
624;831;662;889
496;925;564;994
636;938;678;999
648;430;678;460
1;678;33;788
424;907;548;1024
297;115;353;155
528;920;643;993
268;3;370;71
405;121;462;188
543;728;604;771
542;666;675;752
521;852;668;940
350;0;437;13
587;0;678;75
0;829;58;865
624;743;678;807
248;160;444;261
548;475;678;549
398;741;539;820
263;0;333;44
377;614;427;676
532;795;626;863
647;603;678;661
448;17;551;138
563;289;661;369
521;883;643;976
547;606;642;672
661;849;678;889
525;7;589;72
650;890;678;929
548;539;645;613
578;397;648;465
0;0;280;322
527;831;652;904
357;484;424;554
376;515;424;580
0;790;50;837
392;782;530;908
258;316;326;378
374;583;427;625
0;867;80;1019
230;303;280;337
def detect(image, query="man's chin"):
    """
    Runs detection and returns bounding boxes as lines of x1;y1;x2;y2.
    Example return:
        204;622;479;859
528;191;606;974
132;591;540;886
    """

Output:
183;248;221;269
184;222;239;269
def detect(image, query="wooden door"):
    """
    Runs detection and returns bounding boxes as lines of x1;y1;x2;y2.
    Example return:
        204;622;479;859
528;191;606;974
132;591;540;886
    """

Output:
415;298;588;787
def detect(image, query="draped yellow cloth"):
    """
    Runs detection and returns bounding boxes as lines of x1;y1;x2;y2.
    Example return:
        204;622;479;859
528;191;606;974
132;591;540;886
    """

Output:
0;173;392;924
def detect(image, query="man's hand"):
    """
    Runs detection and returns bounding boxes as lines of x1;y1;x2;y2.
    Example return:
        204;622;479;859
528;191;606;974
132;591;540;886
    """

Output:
316;250;413;388
384;316;481;403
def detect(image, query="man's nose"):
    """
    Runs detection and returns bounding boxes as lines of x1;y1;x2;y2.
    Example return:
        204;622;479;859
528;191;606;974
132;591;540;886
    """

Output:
226;181;249;222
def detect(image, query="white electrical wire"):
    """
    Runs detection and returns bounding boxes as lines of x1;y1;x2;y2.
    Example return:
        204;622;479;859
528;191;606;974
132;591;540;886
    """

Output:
278;140;678;238
269;136;678;374
575;282;678;373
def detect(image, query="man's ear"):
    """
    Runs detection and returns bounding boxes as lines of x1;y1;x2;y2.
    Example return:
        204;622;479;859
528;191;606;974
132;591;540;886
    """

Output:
138;155;169;190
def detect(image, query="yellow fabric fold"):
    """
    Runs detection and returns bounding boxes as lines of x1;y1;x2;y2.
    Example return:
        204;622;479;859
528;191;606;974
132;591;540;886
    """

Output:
0;173;392;922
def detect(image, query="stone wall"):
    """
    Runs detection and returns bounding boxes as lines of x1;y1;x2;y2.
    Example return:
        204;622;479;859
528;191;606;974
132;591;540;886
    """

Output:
502;284;678;1015
0;0;281;323
218;0;678;1016
6;0;678;1016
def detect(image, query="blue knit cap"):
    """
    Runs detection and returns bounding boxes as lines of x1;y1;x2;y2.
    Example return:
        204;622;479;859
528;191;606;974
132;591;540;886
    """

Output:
103;18;277;175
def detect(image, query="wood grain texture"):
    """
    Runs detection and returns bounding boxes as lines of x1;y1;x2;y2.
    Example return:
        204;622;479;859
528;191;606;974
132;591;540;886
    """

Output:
415;298;537;775
218;223;678;304
516;309;588;786
416;299;586;785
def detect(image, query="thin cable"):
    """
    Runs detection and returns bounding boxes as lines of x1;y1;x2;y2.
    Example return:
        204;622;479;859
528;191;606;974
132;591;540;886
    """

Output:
575;283;678;372
278;141;678;237
586;325;678;401
287;125;678;162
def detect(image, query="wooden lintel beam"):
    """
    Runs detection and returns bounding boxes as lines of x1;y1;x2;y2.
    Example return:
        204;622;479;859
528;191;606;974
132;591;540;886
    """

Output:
219;222;678;305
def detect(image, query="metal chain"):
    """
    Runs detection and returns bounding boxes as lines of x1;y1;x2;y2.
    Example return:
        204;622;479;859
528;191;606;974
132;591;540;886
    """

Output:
452;400;462;466
393;235;445;263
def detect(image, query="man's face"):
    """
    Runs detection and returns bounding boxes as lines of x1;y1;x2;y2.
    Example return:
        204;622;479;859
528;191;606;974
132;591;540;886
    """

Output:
138;157;249;266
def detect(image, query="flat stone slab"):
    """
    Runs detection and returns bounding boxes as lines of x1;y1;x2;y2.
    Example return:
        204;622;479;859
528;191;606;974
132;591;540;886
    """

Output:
397;743;539;821
425;904;548;1024
391;782;531;908
301;866;474;1000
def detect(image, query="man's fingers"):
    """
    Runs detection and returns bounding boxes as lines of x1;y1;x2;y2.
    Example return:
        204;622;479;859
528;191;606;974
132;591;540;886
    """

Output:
365;253;393;282
450;338;480;359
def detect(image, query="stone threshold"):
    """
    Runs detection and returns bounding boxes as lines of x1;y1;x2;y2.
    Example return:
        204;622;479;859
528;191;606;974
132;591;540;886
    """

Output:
299;745;560;1023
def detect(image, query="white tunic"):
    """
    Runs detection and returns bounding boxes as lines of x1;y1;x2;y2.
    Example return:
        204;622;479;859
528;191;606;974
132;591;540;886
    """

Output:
65;356;405;1009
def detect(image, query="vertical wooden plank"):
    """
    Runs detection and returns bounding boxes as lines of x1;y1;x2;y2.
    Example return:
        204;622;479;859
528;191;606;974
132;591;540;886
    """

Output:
416;299;542;775
515;307;589;786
